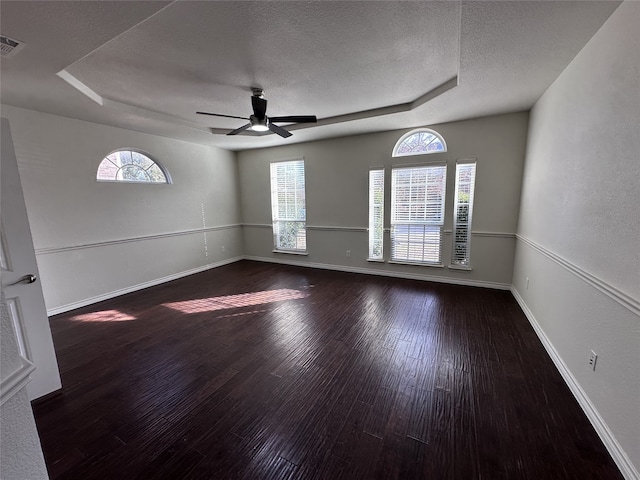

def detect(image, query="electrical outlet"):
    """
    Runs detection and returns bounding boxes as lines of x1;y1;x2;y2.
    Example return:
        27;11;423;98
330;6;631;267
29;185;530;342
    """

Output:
346;250;351;258
526;277;529;289
588;350;598;371
221;245;225;252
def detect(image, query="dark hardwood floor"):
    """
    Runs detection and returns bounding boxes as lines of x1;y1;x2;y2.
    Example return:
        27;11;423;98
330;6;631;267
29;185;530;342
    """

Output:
33;260;622;479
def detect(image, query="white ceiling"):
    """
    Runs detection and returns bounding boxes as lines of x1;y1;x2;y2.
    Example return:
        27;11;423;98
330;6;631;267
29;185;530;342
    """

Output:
0;1;620;151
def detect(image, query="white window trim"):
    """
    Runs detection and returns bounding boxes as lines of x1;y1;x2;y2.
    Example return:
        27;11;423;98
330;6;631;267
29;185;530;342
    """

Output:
388;260;445;268
273;249;308;256
448;264;472;271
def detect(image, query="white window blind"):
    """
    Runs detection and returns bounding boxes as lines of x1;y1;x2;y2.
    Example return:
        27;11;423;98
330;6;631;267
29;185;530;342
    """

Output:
452;162;476;267
391;165;446;264
368;169;385;260
270;160;306;252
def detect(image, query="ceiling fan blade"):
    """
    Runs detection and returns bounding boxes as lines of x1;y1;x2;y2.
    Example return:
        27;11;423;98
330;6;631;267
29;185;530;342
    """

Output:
197;112;249;120
269;115;317;124
268;122;292;138
227;124;251;136
252;96;267;119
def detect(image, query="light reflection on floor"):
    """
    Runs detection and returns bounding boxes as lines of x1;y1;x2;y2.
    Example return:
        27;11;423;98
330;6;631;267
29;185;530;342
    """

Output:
163;288;309;314
269;301;311;346
215;309;268;319
70;310;136;322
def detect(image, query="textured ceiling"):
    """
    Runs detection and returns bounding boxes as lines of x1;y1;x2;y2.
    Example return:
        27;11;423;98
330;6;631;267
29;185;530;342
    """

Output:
0;1;621;151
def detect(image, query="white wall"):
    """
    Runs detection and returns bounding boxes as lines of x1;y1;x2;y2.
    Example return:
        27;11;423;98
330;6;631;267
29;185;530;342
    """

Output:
0;105;243;314
512;2;640;478
238;112;528;288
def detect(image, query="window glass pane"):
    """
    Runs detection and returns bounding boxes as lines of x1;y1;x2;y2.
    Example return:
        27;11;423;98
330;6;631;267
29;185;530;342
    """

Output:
391;165;446;264
452;162;476;267
106;153;121;167
116;165;150;182
119;150;134;165
97;158;119;180
97;150;169;183
146;164;167;183
368;169;384;260
392;128;447;157
275;221;306;251
391;224;442;264
271;160;306;252
131;151;154;169
391;165;446;224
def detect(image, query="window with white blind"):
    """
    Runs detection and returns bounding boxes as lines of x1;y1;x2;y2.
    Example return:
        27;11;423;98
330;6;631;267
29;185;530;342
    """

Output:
368;169;385;260
390;165;446;265
451;161;476;268
270;160;306;252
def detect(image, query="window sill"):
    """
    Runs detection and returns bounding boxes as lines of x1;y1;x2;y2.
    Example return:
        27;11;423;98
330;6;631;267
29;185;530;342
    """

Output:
449;264;472;271
388;260;444;268
273;249;308;256
97;180;169;185
367;258;385;263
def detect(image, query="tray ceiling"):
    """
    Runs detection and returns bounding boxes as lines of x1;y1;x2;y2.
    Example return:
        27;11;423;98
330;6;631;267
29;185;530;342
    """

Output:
0;1;621;151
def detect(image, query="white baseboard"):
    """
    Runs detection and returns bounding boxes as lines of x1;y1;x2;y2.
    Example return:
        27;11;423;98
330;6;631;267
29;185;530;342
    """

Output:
46;256;243;316
243;255;511;290
510;286;639;480
48;254;508;317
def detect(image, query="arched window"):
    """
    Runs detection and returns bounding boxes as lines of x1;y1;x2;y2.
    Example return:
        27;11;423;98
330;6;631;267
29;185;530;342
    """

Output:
392;128;447;157
96;149;170;183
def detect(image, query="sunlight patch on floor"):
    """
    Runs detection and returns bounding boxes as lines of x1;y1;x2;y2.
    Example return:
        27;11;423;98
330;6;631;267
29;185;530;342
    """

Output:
163;288;309;314
70;309;136;322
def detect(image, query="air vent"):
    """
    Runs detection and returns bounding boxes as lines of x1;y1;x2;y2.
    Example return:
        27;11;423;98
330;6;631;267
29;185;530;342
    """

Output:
1;35;26;58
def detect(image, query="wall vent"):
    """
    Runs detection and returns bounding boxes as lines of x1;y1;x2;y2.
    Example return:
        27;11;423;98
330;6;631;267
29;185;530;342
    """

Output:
1;35;26;58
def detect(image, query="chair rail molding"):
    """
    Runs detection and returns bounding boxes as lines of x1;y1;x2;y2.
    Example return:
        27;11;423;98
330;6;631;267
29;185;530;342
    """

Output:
35;224;242;256
516;234;639;316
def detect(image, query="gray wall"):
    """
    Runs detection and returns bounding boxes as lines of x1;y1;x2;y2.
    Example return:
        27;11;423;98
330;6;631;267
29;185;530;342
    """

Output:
1;105;243;314
238;112;528;288
512;2;639;477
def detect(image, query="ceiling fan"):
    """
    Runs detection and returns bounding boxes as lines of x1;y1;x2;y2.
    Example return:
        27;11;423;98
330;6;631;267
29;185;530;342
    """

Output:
197;88;317;138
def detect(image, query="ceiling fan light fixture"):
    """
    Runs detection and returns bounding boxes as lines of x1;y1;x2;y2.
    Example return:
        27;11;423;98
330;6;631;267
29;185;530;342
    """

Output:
249;115;269;132
250;123;269;132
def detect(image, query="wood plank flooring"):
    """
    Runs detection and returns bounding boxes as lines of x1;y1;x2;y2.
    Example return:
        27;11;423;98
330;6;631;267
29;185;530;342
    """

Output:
33;261;623;479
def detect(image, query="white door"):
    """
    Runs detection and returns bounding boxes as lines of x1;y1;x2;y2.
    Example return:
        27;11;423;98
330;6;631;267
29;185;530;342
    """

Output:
1;118;61;401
